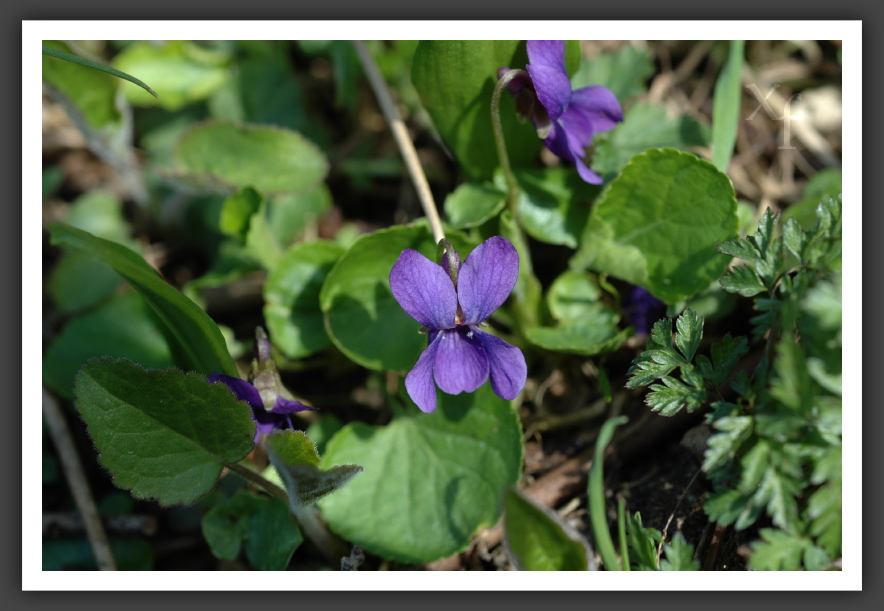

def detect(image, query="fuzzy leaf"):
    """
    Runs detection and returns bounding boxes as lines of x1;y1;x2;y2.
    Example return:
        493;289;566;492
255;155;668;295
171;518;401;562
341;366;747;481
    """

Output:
266;430;362;506
73;359;256;506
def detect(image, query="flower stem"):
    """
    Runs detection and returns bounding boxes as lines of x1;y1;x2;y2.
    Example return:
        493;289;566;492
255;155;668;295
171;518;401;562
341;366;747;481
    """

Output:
226;461;288;501
491;69;526;212
352;40;445;244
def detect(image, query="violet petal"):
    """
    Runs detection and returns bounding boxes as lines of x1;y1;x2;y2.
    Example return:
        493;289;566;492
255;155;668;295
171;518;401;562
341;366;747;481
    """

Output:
208;373;262;409
473;330;527;401
526;63;571;121
457;237;520;325
405;334;443;413
569;85;624;134
527;40;567;75
433;329;490;395
573;157;605;185
390;248;458;330
272;396;317;414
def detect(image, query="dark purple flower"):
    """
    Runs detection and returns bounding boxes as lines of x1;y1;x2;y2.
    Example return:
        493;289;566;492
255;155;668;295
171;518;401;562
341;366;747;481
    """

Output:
389;236;527;413
628;286;667;336
209;328;315;442
499;40;624;185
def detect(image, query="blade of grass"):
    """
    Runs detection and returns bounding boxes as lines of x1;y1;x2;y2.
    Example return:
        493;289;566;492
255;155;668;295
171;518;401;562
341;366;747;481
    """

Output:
711;40;745;172
42;45;159;99
617;496;630;571
588;414;629;571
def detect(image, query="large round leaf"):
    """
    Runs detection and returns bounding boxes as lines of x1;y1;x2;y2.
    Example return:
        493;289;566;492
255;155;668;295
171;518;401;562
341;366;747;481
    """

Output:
318;384;523;565
571;148;738;304
319;224;474;372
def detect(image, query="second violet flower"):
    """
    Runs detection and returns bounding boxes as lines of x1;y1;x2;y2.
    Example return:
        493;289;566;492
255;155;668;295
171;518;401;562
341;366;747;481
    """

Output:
389;236;527;413
499;40;624;185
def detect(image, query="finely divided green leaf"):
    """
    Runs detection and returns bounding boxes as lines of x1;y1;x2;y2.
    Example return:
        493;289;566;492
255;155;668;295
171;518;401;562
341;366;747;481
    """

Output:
660;533;699;571
49;223;238;377
709;334;749;387
74;359;256;506
645;375;707;416
572;148;738;304
625;511;661;571
503;486;592;571
318;384;523;565
675;309;703;362
719;265;767;297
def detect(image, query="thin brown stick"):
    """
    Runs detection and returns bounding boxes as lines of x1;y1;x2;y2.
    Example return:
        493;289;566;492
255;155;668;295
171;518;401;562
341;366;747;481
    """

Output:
352;41;445;244
42;388;117;570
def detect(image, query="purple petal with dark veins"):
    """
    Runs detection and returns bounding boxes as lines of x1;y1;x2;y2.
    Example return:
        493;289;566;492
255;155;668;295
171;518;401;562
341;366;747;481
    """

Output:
473;330;527;401
569;85;624;134
405;334;443;413
526;64;571;121
208;373;262;409
433;329;489;395
543;117;604;185
527;40;567;75
390;248;457;330
457;237;520;325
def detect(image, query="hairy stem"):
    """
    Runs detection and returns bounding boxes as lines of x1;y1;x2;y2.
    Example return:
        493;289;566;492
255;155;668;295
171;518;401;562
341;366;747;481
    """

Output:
491;69;526;211
352;40;445;244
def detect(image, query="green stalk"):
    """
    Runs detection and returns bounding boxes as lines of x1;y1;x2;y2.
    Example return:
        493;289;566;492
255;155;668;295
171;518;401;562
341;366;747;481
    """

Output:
491;69;526;212
588;415;629;571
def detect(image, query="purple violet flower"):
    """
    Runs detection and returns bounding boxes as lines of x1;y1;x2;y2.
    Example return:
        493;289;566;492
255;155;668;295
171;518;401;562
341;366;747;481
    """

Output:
389;236;527;413
209;329;315;442
628;286;667;336
499;40;624;185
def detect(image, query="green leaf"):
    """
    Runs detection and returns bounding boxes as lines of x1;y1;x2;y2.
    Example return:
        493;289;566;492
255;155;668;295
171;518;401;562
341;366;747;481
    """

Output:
807;478;841;558
73;359;256;506
703;414;753;473
719;264;767;297
264;241;345;359
782;216;808;261
318;383;522;565
571;44;654;102
526;325;631;357
626;318;686;388
546;271;612;324
625;511;661;570
716;236;761;260
709;334;749;387
305;413;344;457
645;374;707;416
443;182;507;229
501;167;601;248
748;529;811;571
660;533;699;571
266;430;363;506
113;40;229;110
319;224;474;371
267;186;333;247
703;489;762;529
411;41;542;181
42;41;121;129
49;223;238;377
503;486;592;571
202;492;302;570
42;291;174;400
171;121;329;196
591;105;709;176
675;309;703;362
43;44;158;98
711;41;745;172
571;148;738;304
784;169;842;230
